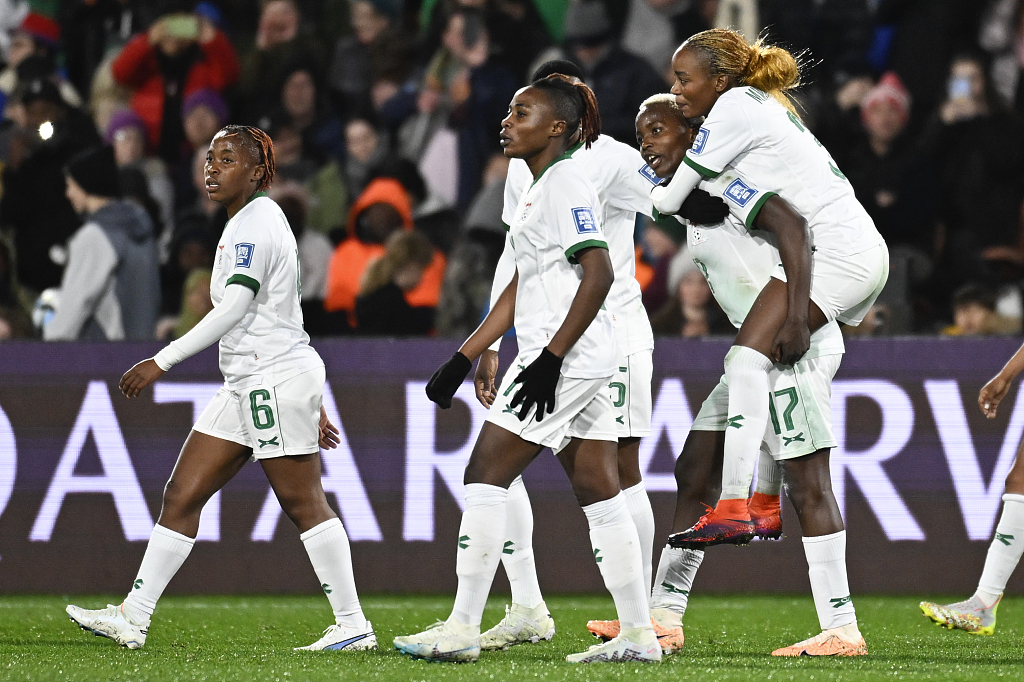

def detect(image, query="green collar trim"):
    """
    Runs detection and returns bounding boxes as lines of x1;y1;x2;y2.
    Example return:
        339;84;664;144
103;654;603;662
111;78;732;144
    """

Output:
530;140;586;188
245;191;268;206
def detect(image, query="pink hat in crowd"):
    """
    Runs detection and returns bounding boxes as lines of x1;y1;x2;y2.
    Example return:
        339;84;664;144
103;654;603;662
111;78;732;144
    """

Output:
861;71;912;125
19;12;60;47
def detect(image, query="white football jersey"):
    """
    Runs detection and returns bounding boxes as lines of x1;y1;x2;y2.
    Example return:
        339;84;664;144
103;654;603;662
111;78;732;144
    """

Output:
508;155;616;379
682;171;845;360
500;135;656;355
212;193;323;389
685;87;884;257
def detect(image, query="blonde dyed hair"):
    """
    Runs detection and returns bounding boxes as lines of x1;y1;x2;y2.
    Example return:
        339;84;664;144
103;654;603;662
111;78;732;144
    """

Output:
638;93;689;126
682;28;802;115
359;230;434;297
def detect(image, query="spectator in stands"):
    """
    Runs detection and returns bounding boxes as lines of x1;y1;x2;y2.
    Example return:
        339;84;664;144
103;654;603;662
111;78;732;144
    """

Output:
0;12;80;109
622;0;719;78
344;117;389;201
107;109;175;242
44;146;159;341
112;12;239;162
237;0;325;124
650;256;732;337
563;1;665;144
942;282;1019;335
182;88;227;153
271;64;345;164
324;178;445;329
271;184;331;304
355;230;438;335
921;53;1024;292
157;267;212;341
0;78;100;293
327;0;415;119
0;239;32;340
269;124;348;236
640;215;686;314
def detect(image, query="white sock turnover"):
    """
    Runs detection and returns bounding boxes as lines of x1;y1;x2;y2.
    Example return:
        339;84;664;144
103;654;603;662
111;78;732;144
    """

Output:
803;530;856;630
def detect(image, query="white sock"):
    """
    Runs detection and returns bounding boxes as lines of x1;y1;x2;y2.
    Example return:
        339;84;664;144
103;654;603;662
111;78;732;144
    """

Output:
502;476;544;609
300;518;367;629
583;492;650;630
977;493;1024;604
451;483;508;629
622;481;656;595
650;545;703;615
122;524;195;626
755;448;783;496
803;530;856;630
721;346;774;500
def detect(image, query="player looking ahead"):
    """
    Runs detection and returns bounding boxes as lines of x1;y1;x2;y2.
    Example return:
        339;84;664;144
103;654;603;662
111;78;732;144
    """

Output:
653;29;889;549
394;76;660;664
920;341;1024;634
66;126;375;653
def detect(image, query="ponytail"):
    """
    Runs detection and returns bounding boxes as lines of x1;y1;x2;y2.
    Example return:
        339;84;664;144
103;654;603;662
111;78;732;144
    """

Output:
216;124;277;192
682;28;803;116
531;75;603;150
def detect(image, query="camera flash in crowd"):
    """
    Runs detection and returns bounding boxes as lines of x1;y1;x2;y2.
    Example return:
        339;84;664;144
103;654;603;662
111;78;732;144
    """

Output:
38;121;54;141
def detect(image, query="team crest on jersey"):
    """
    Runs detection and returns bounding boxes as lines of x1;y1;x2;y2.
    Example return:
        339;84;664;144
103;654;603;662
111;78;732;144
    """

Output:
235;243;255;268
724;178;758;207
690;227;706;246
572;207;598;234
638;164;660;185
691;127;709;154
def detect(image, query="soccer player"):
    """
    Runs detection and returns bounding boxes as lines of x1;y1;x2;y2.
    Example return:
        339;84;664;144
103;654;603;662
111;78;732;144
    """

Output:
394;76;661;664
66;126;375;653
623;96;866;656
652;29;888;550
920;342;1024;635
472;61;726;655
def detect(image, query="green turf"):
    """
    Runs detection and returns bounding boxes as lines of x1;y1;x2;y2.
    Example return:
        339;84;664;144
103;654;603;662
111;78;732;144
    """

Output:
2;594;1023;681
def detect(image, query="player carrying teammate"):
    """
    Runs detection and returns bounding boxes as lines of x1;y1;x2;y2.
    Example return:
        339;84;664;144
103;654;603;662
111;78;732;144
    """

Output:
625;95;868;656
394;76;660;664
652;29;888;551
66;126;375;653
920;341;1024;635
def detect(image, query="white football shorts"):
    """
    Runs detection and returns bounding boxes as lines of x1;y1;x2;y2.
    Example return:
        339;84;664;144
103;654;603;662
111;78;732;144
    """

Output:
773;242;889;326
609;347;653;439
193;366;324;459
690;353;841;460
486;354;619;454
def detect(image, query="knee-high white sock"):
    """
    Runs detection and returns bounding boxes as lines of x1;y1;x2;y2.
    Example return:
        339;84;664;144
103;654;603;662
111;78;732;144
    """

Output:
623;482;656;595
755;448;783;496
721;346;774;500
583;492;650;630
451;483;508;628
502;476;544;609
977;494;1024;604
122;524;195;626
650;545;703;615
301;518;367;628
803;530;856;630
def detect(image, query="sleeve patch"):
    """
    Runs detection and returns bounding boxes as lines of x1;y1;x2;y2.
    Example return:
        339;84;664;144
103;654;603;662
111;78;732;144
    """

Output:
572;207;598;234
638;164;660;185
724;178;758;207
691;127;709;154
235;243;255;268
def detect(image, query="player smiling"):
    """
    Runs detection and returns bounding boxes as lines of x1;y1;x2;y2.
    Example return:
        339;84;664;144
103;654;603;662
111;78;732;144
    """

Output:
393;76;660;664
652;29;889;553
66;126;374;653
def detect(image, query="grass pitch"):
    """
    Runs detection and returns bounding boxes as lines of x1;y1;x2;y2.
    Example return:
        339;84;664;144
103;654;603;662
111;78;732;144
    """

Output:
2;594;1023;681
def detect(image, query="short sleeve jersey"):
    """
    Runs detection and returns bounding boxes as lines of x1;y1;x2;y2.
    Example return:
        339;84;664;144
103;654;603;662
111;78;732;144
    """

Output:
683;171;845;360
502;135;656;355
684;87;884;258
508;155;616;379
213;194;323;389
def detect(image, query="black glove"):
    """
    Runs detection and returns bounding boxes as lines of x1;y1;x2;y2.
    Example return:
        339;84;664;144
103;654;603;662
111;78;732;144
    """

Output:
675;187;729;225
510;348;563;422
425;352;472;409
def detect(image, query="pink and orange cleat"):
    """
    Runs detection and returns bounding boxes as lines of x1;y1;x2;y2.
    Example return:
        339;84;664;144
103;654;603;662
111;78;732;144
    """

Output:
668;499;755;549
586;614;685;655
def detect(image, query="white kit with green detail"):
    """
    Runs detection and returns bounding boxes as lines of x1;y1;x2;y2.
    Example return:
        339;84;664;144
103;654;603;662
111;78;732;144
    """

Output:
505;154;616;380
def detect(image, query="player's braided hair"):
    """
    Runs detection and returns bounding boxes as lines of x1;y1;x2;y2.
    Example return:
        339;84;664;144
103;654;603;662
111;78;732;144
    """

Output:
531;74;602;149
217;125;276;192
682;28;804;117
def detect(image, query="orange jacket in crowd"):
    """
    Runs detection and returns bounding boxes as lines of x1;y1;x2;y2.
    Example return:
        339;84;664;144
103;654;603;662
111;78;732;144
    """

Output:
324;178;446;320
112;30;240;152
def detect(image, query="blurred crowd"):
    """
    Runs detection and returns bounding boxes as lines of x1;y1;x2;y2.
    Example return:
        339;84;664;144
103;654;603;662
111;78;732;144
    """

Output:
2;0;1024;342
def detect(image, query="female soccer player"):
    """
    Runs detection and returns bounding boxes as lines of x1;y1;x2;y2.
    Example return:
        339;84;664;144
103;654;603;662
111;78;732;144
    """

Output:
626;96;866;656
393;76;660;664
66;126;374;653
920;342;1024;635
652;29;888;548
